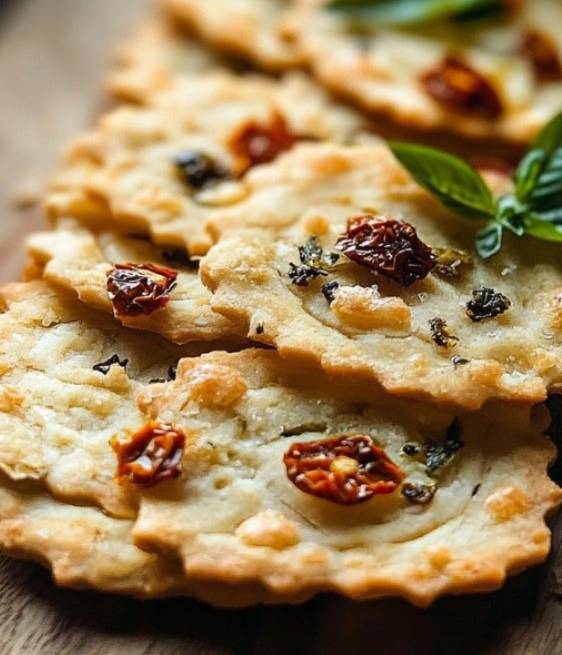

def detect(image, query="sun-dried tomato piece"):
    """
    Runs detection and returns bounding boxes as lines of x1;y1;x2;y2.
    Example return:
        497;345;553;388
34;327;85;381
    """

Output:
284;434;405;505
107;263;178;317
521;29;562;81
228;111;295;174
111;421;186;486
421;56;503;119
336;215;436;287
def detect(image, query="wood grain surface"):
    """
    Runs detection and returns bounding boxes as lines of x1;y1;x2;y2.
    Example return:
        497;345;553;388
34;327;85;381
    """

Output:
0;2;560;654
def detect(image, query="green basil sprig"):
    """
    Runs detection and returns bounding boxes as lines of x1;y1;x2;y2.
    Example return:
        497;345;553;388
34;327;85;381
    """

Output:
389;110;562;258
327;0;504;25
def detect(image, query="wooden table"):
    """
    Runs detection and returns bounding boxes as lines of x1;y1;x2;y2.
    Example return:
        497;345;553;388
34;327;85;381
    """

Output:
0;2;560;653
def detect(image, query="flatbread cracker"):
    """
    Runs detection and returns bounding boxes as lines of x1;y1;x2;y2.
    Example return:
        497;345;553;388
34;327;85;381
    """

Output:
0;284;308;605
27;218;243;343
47;71;372;255
132;349;561;606
0;280;209;517
203;143;562;409
160;0;302;70
294;0;562;142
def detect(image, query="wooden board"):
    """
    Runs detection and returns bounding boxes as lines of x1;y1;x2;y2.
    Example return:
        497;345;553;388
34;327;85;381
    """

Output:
0;2;560;653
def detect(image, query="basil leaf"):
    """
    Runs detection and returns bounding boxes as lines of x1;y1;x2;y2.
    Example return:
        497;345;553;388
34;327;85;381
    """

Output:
532;110;562;154
523;214;562;242
514;149;547;202
529;146;562;210
389;142;496;220
534;207;562;223
475;221;503;258
515;111;562;203
327;0;502;24
495;195;525;236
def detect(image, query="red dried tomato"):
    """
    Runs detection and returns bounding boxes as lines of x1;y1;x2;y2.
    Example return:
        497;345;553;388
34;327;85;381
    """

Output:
107;263;178;317
336;215;436;287
521;29;562;81
284;434;405;505
111;421;186;486
421;56;503;119
228;111;295;174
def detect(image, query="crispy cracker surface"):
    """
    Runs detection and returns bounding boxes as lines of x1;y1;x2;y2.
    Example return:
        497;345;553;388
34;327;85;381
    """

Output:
0;482;308;605
0;281;205;517
27;218;243;343
47;72;372;255
203;143;562;409
132;349;561;606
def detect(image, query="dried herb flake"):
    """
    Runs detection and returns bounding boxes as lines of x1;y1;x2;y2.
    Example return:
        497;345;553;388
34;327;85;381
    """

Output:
174;150;228;189
287;236;339;287
424;419;464;475
401;481;436;505
429;317;459;348
93;354;128;375
466;286;511;322
322;280;340;304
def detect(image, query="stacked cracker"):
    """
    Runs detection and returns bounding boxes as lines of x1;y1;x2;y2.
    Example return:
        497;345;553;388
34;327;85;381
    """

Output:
1;1;562;607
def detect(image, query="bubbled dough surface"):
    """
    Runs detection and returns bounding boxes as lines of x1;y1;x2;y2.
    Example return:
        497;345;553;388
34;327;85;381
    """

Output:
203;143;562;409
294;0;562;142
133;349;561;606
47;71;372;255
160;0;303;70
27;218;244;343
0;280;207;518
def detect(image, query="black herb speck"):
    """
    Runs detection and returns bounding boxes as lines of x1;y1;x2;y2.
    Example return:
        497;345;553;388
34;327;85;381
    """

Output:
174;150;228;189
402;482;436;505
429;317;459;348
149;378;166;384
322;280;340;304
466;286;511;322
287;237;339;287
288;262;327;286
402;443;421;456
471;483;481;497
93;354;128;375
452;356;470;367
255;323;265;335
299;236;339;269
424;418;464;475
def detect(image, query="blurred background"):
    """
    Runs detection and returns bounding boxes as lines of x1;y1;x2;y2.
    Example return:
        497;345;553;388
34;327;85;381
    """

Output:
0;0;148;283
